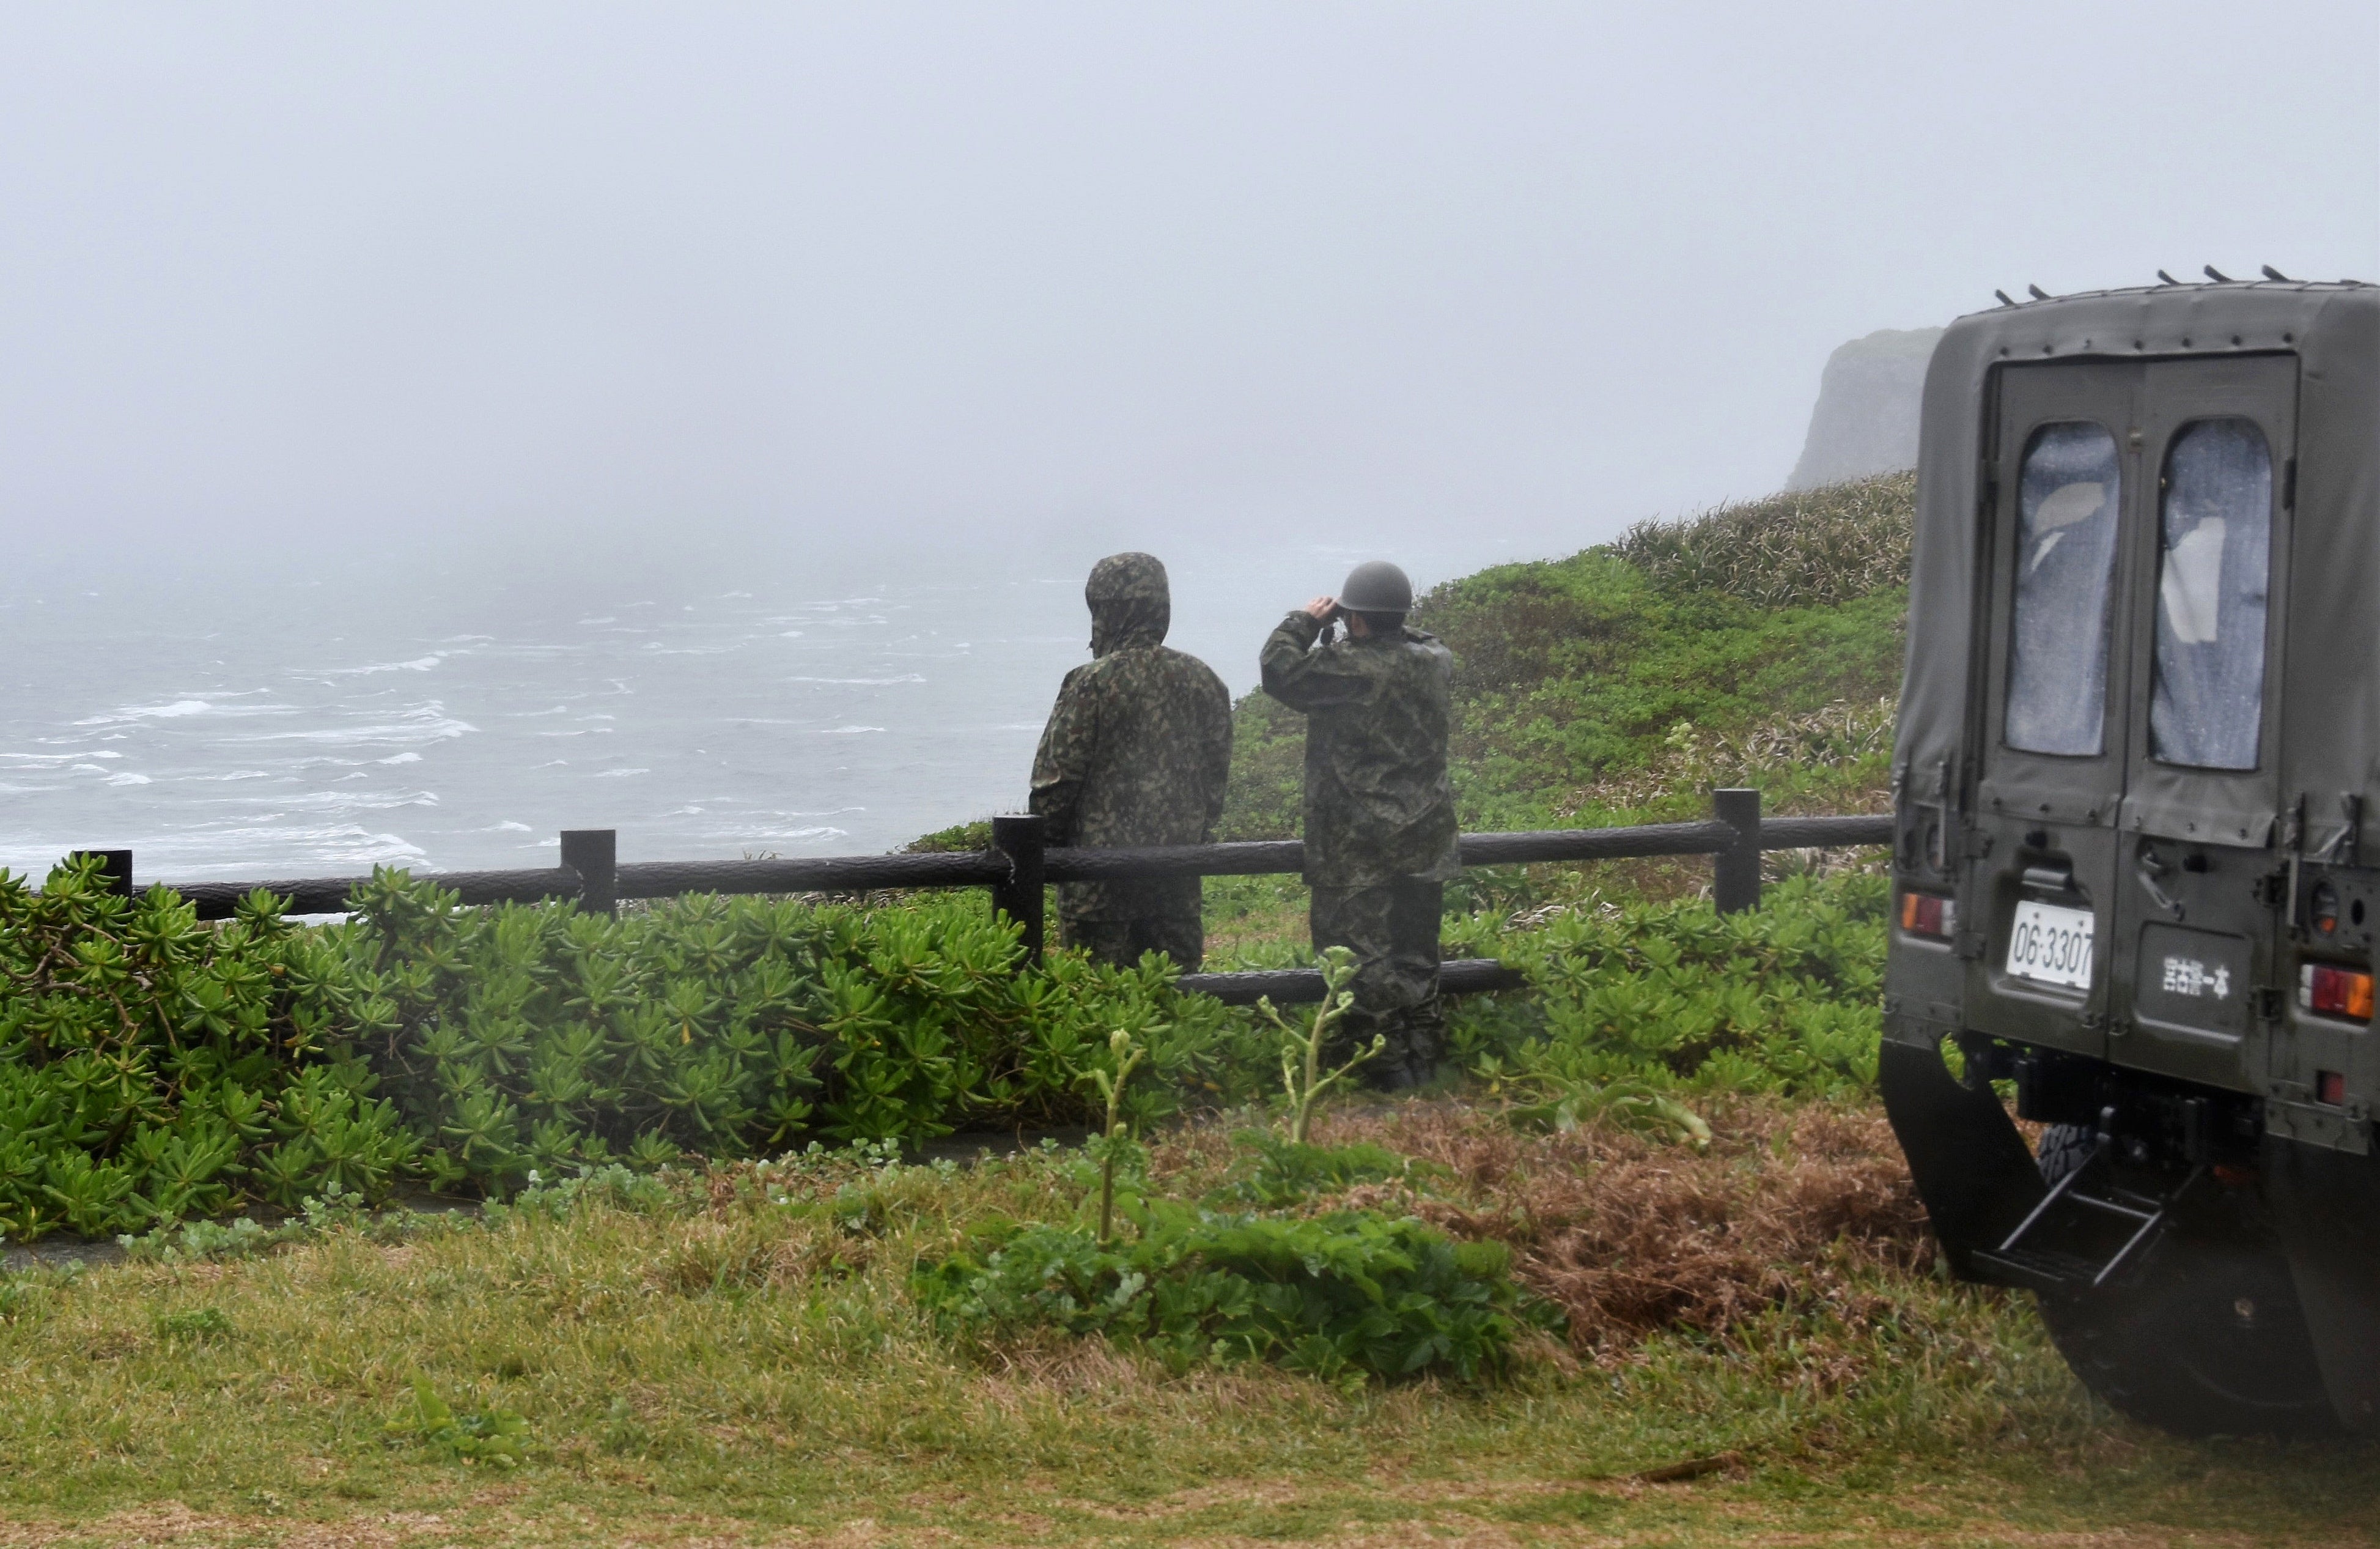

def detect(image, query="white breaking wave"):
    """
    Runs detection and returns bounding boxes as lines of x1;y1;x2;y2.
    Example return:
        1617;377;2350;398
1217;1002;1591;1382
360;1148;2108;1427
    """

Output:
591;767;651;778
208;789;440;813
75;699;295;726
78;699;207;724
233;706;476;747
819;725;885;734
0;750;120;764
788;674;926;686
293;653;447;678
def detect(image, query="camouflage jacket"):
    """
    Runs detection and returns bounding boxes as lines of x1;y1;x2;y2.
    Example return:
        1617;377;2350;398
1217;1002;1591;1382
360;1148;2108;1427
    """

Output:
1030;612;1233;922
1259;612;1459;888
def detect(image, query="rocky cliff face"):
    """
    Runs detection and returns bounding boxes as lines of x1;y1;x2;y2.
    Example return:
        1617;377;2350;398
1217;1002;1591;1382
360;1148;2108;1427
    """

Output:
1786;327;1942;491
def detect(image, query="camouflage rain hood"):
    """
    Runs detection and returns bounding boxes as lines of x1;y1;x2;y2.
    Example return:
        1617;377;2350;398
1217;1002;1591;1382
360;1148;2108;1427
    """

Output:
1030;553;1232;924
1086;550;1171;657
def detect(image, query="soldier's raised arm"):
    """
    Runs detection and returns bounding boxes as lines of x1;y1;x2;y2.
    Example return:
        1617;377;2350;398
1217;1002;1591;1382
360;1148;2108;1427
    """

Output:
1260;597;1374;712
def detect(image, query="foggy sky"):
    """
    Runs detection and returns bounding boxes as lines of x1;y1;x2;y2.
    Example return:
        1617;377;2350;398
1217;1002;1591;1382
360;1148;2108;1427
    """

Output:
2;2;2373;592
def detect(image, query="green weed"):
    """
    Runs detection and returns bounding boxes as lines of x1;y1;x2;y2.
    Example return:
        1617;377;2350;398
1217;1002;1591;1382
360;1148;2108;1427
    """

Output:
383;1375;532;1468
1450;873;1886;1122
916;1201;1536;1383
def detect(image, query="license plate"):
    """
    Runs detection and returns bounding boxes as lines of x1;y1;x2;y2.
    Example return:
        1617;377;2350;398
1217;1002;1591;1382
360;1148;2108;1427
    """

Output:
2006;900;2095;989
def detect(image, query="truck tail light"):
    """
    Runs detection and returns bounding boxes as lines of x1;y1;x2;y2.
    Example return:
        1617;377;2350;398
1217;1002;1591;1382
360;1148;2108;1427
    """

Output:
1900;891;1956;940
2299;963;2374;1021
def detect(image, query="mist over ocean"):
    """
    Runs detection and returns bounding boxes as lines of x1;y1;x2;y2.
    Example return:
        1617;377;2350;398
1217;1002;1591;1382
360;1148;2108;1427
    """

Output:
0;532;1519;885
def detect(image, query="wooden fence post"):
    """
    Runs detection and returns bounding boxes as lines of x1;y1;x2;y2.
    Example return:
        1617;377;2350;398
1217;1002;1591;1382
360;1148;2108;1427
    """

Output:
70;849;134;900
559;829;618;917
1712;788;1761;915
990;814;1046;965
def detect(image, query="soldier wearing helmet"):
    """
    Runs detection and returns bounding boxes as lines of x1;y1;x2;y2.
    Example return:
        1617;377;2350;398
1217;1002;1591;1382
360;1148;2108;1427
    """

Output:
1029;552;1234;969
1259;560;1459;1089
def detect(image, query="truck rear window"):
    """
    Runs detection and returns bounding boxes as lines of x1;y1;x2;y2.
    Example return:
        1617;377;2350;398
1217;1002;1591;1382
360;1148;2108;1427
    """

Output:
2006;422;2122;756
2150;417;2272;771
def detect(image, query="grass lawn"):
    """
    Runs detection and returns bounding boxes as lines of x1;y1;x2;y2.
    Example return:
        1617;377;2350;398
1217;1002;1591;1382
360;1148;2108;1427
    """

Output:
2;1099;2372;1548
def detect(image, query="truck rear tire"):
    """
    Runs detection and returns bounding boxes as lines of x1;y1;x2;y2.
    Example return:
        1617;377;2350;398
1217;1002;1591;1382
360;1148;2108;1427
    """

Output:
2030;1125;2337;1436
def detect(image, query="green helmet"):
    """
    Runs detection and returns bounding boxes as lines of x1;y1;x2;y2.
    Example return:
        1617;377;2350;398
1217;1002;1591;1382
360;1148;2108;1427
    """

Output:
1339;560;1413;615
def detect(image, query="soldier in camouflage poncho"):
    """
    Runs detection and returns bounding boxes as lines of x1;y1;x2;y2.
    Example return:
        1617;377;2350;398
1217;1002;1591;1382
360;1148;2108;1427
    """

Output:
1259;561;1458;1090
1030;553;1233;970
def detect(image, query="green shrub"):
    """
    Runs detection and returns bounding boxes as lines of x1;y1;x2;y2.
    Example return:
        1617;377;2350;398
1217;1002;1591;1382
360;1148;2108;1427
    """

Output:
0;856;415;1241
1450;873;1887;1119
903;818;995;854
342;872;1261;1193
0;859;1269;1235
915;1202;1535;1382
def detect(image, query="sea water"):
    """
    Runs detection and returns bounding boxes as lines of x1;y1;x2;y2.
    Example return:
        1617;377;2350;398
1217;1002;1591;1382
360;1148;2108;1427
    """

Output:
0;533;1527;886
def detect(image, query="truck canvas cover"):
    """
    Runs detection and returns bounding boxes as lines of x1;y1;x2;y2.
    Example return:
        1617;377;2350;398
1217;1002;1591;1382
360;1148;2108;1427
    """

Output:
1897;281;2379;852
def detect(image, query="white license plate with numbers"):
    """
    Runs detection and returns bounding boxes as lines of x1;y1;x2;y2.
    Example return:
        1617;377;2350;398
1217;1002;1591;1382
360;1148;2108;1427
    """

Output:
2006;900;2095;989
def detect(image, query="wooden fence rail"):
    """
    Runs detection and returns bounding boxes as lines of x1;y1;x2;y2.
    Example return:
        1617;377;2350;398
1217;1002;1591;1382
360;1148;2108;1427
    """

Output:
65;790;1892;1004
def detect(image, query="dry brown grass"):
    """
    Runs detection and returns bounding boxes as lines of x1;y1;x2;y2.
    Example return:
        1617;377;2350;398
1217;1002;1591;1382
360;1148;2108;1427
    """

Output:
1280;1101;1928;1359
1610;472;1916;611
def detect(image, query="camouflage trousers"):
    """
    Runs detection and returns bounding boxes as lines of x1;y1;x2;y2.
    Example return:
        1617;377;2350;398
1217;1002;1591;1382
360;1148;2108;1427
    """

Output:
1308;879;1444;1089
1058;912;1204;972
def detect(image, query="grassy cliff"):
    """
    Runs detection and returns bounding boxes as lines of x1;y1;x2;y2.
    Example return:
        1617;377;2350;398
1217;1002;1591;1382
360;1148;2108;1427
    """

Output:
1221;471;1912;845
1206;473;1912;960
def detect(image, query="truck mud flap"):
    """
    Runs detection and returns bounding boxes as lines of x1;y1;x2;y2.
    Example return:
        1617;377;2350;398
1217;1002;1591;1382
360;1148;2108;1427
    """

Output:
2264;1137;2380;1432
1878;1038;2046;1279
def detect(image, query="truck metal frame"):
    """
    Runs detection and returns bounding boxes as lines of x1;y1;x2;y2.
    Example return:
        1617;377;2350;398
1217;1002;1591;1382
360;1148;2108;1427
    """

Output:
1882;276;2380;1433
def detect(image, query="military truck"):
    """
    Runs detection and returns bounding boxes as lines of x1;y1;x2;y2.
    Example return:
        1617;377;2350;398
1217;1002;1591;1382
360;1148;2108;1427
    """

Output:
1881;275;2380;1435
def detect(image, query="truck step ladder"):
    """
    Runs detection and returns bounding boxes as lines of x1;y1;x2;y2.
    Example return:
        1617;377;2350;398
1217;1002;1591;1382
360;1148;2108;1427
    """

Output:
1970;1125;2203;1293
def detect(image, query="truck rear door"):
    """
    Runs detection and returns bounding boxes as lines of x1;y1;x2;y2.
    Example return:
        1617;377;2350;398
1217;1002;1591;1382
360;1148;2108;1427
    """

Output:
2106;355;2297;1092
1967;362;2143;1062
